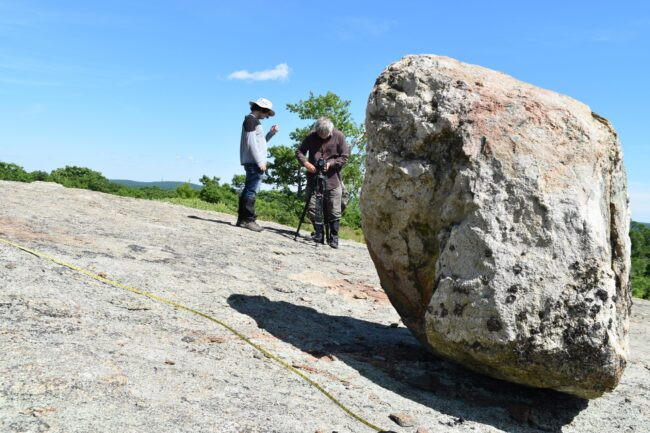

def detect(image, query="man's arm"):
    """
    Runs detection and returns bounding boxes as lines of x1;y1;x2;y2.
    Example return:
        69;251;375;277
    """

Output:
295;136;316;173
265;124;278;142
327;132;349;171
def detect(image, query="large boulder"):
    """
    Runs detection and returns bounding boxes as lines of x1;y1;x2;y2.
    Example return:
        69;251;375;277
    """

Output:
361;55;631;398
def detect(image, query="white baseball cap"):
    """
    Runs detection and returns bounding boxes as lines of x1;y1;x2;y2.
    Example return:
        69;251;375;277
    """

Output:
249;98;275;116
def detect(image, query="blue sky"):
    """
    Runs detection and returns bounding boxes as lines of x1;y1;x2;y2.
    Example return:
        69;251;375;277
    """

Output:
1;0;648;220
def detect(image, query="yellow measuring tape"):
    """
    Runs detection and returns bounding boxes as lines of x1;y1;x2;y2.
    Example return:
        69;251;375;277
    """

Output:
0;236;390;432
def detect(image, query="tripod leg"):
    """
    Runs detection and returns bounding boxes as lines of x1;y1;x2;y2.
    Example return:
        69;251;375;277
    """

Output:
314;193;324;244
314;176;328;244
323;189;330;244
294;187;314;241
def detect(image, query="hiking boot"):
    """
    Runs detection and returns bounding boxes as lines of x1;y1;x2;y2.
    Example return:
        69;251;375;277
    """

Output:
241;220;264;232
311;223;324;243
328;220;339;249
236;196;245;226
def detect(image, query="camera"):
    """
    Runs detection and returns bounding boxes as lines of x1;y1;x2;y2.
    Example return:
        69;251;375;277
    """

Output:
316;158;326;173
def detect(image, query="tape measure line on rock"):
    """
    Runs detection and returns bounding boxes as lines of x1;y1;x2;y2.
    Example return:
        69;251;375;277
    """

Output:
0;236;390;432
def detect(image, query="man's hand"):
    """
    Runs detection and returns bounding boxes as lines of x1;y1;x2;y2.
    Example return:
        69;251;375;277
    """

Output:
259;163;267;172
270;124;279;134
324;162;330;171
304;162;316;174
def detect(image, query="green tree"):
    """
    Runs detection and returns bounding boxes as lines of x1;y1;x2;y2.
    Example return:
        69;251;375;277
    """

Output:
231;174;246;193
341;129;366;201
630;230;643;256
265;145;304;193
175;183;198;199
256;190;303;226
0;162;30;181
0;162;51;183
630;221;650;299
286;91;362;141
198;175;237;207
29;170;50;181
50;166;113;191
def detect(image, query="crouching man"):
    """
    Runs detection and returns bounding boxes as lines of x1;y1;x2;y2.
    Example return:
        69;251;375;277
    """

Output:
295;117;349;248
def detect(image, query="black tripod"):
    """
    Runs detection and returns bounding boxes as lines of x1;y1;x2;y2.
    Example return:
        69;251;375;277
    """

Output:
294;161;329;243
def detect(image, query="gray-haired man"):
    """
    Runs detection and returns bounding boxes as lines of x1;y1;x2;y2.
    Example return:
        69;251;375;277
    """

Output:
237;98;278;232
295;117;349;248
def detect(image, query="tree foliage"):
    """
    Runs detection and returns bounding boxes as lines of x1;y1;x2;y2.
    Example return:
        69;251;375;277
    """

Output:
50;166;113;191
341;131;366;202
0;162;50;182
198;175;238;206
256;190;303;226
231;174;246;193
265;145;304;193
286;91;362;142
175;183;199;199
631;221;650;299
0;161;175;199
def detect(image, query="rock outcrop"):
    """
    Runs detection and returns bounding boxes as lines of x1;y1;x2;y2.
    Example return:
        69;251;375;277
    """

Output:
361;55;631;398
2;180;649;432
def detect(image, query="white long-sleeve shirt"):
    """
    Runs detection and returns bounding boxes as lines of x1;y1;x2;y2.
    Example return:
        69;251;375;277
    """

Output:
240;113;275;166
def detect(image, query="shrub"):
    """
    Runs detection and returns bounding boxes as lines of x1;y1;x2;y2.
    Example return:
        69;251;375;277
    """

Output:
50;166;112;192
198;176;238;208
29;170;50;181
632;277;650;300
175;183;198;199
630;221;650;300
340;198;362;230
256;190;303;226
0;162;30;181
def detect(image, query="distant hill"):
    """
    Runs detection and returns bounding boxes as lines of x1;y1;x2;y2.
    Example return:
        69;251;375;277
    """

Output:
110;179;202;190
632;221;650;229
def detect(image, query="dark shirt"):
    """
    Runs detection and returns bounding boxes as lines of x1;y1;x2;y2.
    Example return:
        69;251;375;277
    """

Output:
243;114;260;132
296;129;349;190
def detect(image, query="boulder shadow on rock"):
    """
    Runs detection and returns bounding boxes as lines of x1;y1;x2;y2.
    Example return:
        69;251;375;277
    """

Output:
228;294;588;432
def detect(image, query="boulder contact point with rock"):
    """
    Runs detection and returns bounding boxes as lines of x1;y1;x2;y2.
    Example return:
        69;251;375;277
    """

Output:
361;55;631;398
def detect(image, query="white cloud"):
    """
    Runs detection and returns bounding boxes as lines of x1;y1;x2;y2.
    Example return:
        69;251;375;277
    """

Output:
227;63;290;81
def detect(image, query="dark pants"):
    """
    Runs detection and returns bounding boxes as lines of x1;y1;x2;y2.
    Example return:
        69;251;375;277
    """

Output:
306;183;342;245
306;184;342;223
238;163;264;223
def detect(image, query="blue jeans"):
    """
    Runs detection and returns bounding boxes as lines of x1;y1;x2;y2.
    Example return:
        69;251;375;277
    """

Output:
242;163;263;199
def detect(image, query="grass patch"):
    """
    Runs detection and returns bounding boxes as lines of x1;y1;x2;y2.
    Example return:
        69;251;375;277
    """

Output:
162;197;234;214
160;197;365;243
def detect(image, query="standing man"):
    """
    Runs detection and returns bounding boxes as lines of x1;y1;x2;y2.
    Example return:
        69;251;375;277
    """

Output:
295;117;349;248
237;98;278;232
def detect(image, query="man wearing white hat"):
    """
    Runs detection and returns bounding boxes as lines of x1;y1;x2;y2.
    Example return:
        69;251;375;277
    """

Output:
237;97;279;231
